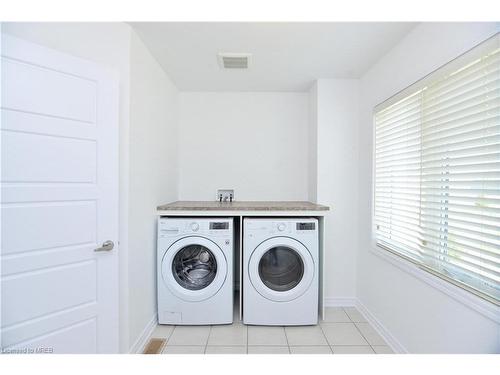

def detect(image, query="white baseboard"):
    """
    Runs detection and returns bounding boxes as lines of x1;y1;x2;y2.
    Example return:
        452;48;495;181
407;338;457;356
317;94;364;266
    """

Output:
355;299;408;354
323;297;357;307
129;313;158;354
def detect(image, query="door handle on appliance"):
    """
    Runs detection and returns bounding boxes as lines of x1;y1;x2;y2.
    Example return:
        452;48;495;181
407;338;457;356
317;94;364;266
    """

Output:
94;240;114;252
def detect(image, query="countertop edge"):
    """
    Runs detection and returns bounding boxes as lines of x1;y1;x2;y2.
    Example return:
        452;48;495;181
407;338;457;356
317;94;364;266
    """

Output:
156;201;330;212
156;207;330;211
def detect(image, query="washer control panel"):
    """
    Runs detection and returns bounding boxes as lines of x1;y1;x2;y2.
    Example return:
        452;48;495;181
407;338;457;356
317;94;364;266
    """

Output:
158;218;233;238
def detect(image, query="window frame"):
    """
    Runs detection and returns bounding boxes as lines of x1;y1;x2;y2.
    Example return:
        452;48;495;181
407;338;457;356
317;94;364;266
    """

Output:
371;32;500;318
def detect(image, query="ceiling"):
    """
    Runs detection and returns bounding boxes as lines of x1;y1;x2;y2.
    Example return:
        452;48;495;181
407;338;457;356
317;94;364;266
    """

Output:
130;22;417;92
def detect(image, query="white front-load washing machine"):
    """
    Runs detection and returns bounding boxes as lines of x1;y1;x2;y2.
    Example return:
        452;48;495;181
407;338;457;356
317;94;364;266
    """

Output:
243;218;318;326
157;217;233;325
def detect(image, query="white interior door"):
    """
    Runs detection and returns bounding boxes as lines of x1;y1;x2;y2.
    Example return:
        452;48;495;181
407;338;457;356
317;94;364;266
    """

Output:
1;35;119;353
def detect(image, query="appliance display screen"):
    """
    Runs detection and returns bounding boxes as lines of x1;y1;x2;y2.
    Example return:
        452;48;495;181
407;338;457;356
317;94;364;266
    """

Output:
296;222;315;230
210;222;229;230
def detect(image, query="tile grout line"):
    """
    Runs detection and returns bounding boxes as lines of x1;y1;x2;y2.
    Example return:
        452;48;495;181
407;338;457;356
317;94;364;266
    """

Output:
320;307;374;353
349;319;375;353
351;322;390;353
343;306;375;352
343;306;371;349
167;325;176;342
342;306;354;323
204;326;212;354
317;318;333;353
160;326;175;353
282;326;291;354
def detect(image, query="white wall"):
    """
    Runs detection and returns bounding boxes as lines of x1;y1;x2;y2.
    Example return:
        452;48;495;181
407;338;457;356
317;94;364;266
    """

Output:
178;92;309;201
310;79;360;302
128;31;178;350
308;83;318;203
358;22;500;353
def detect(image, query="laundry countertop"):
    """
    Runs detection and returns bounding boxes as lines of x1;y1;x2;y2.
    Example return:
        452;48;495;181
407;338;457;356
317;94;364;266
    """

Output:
157;200;329;212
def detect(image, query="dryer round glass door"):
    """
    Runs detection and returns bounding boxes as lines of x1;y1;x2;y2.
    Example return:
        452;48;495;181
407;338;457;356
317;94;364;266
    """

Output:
258;246;304;292
248;237;315;302
162;236;228;302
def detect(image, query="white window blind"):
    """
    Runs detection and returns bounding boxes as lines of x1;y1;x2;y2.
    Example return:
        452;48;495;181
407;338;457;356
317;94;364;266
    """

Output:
374;33;500;304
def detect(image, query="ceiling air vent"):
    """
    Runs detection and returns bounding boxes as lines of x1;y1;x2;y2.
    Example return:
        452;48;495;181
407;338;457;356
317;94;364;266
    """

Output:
217;53;251;69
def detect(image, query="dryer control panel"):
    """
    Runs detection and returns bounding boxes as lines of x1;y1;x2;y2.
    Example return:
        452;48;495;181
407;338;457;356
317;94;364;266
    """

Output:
244;218;318;238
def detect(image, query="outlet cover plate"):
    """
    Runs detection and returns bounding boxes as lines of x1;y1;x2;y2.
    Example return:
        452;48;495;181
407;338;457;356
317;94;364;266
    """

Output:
216;189;234;202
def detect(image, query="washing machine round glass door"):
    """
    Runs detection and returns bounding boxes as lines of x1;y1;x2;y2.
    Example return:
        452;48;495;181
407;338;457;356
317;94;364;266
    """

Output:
248;237;315;302
162;236;228;302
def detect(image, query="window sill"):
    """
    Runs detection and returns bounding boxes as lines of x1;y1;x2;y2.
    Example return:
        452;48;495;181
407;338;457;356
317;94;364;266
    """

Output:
369;242;500;324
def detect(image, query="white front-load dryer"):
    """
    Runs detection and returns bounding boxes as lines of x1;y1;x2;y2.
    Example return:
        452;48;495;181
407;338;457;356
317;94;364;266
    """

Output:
157;217;233;325
243;218;318;326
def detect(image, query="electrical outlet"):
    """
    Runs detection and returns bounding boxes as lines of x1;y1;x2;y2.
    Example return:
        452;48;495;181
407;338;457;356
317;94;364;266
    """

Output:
216;189;234;202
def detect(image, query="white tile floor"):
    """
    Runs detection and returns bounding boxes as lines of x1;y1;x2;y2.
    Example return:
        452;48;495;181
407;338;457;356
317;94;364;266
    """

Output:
149;307;394;354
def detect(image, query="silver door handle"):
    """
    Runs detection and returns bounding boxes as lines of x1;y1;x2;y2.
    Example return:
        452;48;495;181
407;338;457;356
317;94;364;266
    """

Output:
94;240;114;252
